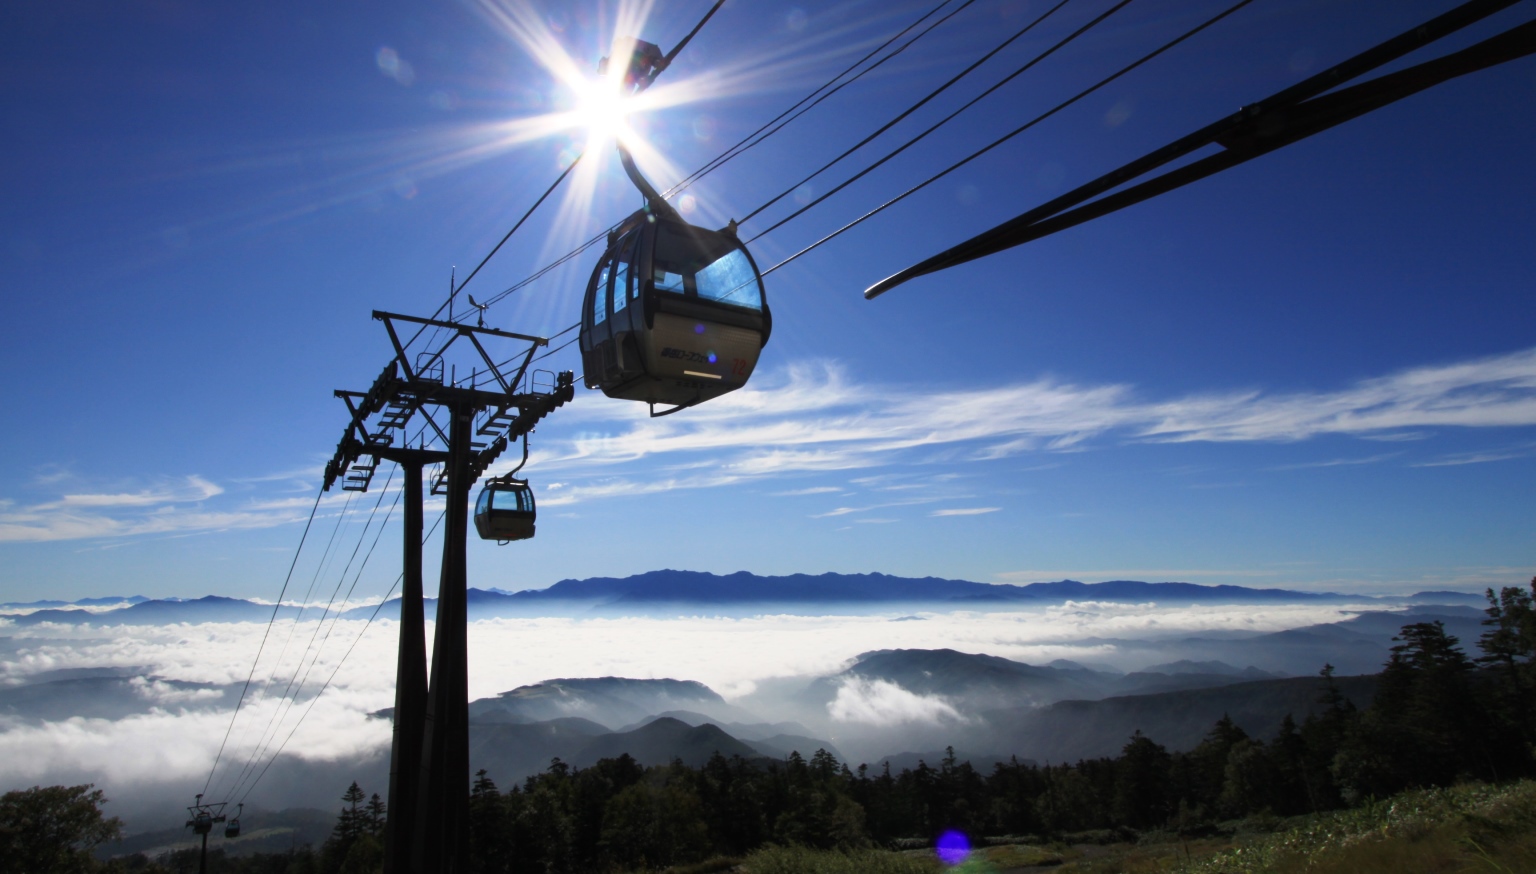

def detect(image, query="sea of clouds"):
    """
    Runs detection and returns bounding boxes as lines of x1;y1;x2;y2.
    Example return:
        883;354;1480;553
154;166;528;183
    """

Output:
0;600;1380;825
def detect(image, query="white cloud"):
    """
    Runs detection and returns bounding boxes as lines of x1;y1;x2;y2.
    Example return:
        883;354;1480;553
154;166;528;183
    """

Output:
1410;442;1536;468
930;507;1000;517
828;677;965;726
0;477;361;543
129;677;224;705
1269;453;1400;471
1138;348;1536;442
526;347;1536;505
8;348;1533;541
0;598;1428;805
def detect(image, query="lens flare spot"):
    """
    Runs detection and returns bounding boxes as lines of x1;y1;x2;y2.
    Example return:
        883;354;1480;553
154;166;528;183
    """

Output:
936;830;970;866
679;194;698;215
694;323;705;334
707;352;717;364
375;46;415;86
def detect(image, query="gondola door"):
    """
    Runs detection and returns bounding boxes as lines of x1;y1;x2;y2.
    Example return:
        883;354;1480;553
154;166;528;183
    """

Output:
607;232;642;385
581;248;616;386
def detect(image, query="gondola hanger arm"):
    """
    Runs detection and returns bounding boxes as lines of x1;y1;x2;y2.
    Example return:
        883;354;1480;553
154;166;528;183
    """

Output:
603;0;730;219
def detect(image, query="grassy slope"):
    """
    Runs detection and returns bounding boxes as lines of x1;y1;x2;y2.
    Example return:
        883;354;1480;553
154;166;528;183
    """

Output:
1176;780;1536;874
697;781;1536;874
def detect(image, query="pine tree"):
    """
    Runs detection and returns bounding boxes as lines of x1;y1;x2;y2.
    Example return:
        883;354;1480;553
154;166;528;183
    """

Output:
1112;732;1171;830
322;782;369;873
1187;714;1247;812
364;794;386;837
1479;580;1536;742
335;782;366;843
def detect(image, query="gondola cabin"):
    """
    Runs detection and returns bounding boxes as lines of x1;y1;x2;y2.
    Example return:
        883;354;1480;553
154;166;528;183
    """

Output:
474;479;536;542
580;210;771;412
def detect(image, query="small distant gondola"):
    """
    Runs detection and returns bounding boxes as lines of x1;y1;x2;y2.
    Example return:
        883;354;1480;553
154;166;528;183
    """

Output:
189;811;213;836
474;477;536;542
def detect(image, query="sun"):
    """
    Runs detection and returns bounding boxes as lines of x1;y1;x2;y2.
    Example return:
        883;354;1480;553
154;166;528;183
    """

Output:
572;74;634;147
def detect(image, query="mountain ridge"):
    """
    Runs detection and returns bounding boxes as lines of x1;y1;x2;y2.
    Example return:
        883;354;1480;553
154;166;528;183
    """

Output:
1;573;1488;626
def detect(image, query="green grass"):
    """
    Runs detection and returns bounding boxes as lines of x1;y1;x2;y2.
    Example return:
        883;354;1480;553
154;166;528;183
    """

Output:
675;782;1536;874
1173;780;1536;874
980;844;1067;868
740;845;940;874
661;857;745;874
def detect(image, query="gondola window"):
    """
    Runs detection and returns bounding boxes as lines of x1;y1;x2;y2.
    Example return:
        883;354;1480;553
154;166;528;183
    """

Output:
696;250;762;310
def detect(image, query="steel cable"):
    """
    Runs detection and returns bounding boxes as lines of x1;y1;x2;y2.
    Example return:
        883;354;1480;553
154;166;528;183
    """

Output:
223;468;400;802
756;0;1261;276
201;484;327;796
211;490;359;799
745;0;1140;244
664;0;978;200
739;0;1075;225
236;507;447;805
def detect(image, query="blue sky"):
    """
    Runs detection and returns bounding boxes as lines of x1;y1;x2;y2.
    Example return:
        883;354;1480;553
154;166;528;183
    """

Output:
1;0;1532;602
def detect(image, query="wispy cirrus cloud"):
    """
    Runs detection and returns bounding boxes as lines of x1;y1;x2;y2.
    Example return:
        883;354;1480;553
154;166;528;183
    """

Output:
930;507;1000;517
0;476;357;543
1410;442;1536;468
9;348;1534;540
1269;453;1401;471
518;347;1536;503
36;476;223;510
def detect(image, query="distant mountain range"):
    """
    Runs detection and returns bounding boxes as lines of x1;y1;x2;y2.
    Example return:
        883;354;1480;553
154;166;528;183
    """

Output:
0;595;148;610
0;571;1488;625
2;595;301;626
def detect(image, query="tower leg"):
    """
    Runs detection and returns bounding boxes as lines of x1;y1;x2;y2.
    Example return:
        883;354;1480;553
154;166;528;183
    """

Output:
412;403;473;874
385;462;427;874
